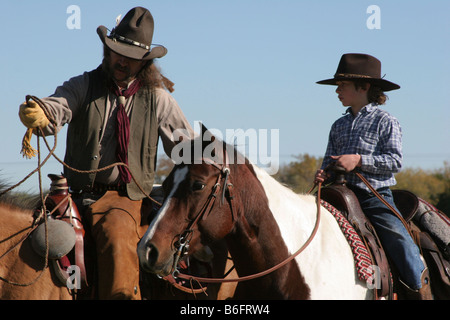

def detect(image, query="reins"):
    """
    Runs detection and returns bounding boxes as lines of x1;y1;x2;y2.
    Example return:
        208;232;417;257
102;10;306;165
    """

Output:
172;157;323;285
354;171;412;237
323;164;412;237
171;164;409;289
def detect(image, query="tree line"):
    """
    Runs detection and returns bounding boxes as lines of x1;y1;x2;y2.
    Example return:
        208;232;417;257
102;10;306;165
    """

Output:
155;154;450;216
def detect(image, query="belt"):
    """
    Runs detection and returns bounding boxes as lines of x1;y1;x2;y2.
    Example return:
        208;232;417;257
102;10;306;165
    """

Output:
71;183;126;195
92;183;126;193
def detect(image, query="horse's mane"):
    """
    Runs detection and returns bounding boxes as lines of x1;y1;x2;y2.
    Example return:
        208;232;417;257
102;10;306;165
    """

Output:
0;179;40;211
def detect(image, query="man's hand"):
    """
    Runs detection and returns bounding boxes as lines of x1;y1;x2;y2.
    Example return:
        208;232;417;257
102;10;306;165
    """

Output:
19;100;49;129
330;154;362;172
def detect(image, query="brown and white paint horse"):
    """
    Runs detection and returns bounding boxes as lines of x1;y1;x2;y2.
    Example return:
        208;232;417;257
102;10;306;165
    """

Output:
138;128;373;299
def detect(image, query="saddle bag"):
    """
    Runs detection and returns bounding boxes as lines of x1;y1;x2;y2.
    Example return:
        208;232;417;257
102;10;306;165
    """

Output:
33;174;89;291
417;230;450;299
405;198;450;300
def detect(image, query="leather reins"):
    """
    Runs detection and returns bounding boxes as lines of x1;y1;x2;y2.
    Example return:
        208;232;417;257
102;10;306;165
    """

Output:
172;153;323;285
171;163;408;291
324;164;411;236
354;171;412;237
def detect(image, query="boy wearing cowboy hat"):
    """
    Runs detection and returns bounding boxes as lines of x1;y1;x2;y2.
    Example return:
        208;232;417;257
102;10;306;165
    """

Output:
314;53;431;299
18;7;194;299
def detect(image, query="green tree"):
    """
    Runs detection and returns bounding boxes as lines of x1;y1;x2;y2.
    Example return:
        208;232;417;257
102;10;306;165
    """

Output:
393;168;445;205
154;155;174;184
393;162;449;216
435;162;450;215
272;154;323;193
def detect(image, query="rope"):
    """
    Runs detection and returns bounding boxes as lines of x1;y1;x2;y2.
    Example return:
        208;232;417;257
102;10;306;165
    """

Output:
0;94;161;288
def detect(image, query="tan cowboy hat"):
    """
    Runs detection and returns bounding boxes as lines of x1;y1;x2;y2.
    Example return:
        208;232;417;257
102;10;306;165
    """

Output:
317;53;400;91
97;7;167;61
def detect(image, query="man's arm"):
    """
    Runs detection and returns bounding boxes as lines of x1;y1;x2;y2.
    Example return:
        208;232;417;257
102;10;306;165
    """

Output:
155;88;194;157
39;72;90;135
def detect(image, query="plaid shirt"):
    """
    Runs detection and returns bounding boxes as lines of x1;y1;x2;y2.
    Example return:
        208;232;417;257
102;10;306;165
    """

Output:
321;103;402;191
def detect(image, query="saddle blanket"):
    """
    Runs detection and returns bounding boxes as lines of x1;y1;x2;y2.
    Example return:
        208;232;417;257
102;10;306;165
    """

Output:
321;200;374;282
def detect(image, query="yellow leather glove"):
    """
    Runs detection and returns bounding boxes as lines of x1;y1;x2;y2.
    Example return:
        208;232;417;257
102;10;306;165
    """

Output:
19;100;49;129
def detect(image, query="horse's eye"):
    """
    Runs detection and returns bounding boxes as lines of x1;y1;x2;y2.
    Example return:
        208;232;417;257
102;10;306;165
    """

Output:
192;181;206;191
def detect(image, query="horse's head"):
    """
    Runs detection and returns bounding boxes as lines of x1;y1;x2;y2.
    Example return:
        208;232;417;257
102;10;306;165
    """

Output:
138;126;243;277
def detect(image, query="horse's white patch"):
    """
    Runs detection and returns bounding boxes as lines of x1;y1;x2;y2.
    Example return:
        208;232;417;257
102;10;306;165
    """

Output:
252;164;372;300
140;166;188;243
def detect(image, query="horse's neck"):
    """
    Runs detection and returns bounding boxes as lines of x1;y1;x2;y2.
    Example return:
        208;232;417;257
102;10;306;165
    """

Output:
226;164;310;299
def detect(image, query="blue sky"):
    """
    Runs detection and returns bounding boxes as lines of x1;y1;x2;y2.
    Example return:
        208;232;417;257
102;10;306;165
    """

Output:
1;0;449;192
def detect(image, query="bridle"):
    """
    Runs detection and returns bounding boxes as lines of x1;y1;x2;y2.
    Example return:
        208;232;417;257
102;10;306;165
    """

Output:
169;150;322;285
170;150;237;277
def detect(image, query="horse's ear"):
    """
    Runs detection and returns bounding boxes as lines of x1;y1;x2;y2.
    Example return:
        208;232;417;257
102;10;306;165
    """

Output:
200;122;216;146
200;122;216;142
200;122;209;136
199;122;222;160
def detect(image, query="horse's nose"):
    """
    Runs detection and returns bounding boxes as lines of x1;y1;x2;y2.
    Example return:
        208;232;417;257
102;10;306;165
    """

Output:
146;243;159;268
138;241;159;272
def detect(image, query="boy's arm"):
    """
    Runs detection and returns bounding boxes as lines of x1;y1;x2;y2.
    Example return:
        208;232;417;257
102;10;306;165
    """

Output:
320;127;337;170
360;116;402;174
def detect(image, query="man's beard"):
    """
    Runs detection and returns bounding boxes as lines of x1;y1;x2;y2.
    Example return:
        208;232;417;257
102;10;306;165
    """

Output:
102;56;138;85
110;63;135;84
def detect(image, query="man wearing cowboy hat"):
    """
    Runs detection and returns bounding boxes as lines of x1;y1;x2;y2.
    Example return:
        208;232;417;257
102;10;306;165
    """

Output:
18;7;193;299
314;53;431;299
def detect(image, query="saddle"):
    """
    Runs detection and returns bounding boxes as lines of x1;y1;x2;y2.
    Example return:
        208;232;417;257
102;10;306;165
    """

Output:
34;174;89;293
320;178;392;298
321;168;450;300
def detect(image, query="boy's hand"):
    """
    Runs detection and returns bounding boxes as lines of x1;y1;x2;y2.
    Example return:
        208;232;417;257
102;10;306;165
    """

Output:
314;169;328;184
330;154;362;172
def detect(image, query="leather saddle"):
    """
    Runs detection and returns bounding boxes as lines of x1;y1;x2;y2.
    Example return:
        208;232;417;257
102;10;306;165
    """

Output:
321;182;392;298
319;168;421;298
321;168;450;300
40;174;89;292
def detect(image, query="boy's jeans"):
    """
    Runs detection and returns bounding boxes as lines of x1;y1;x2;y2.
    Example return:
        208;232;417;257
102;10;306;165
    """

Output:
349;185;425;290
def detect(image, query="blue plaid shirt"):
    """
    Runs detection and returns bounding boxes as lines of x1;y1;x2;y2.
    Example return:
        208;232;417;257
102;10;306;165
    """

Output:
321;103;402;191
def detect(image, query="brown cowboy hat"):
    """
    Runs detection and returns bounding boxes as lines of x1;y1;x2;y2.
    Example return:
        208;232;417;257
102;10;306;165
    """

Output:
316;53;400;91
97;7;167;61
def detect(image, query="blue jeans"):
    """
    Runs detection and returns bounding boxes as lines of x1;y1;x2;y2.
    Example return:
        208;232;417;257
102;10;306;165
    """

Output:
349;185;425;290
